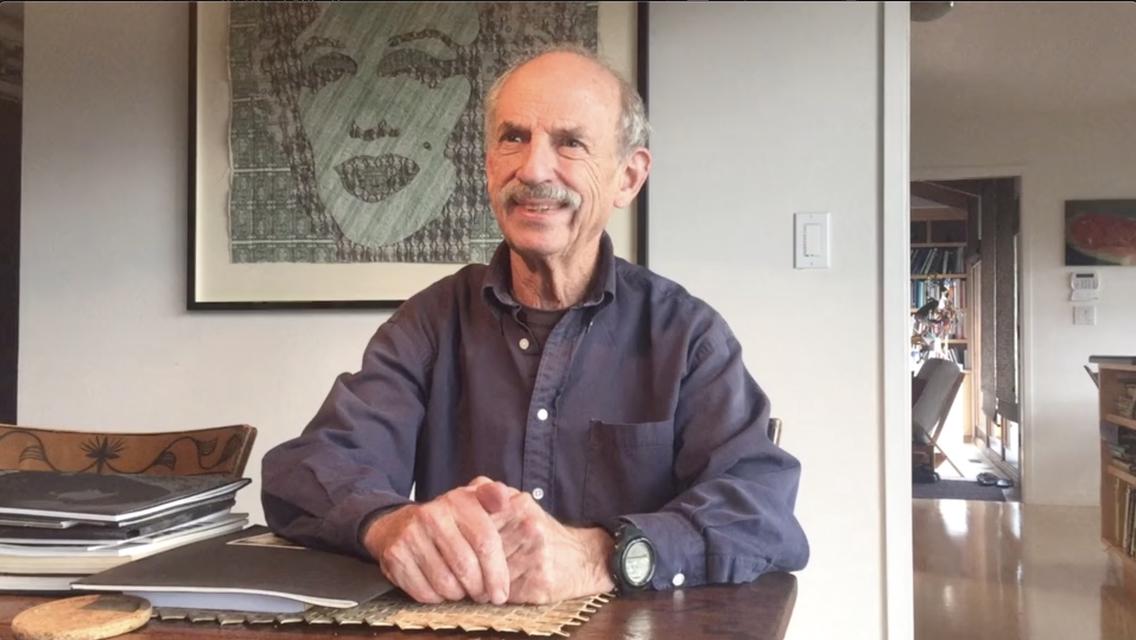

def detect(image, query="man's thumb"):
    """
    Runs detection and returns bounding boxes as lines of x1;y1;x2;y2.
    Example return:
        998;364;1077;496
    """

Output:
475;480;514;515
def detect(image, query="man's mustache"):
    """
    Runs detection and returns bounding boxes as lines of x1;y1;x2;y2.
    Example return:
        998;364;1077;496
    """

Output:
502;182;582;210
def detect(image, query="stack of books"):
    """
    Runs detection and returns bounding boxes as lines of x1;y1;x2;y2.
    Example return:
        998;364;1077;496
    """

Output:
1115;379;1136;419
1104;423;1136;474
0;470;250;592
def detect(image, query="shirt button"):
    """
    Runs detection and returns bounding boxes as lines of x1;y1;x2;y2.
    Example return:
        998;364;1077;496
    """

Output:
519;338;530;350
532;487;545;501
672;573;686;587
537;408;549;421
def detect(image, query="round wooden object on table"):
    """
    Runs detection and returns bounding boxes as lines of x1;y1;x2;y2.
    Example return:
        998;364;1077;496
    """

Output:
11;594;151;640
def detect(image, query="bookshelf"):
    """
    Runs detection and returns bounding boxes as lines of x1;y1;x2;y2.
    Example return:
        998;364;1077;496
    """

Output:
1094;355;1136;598
910;207;971;369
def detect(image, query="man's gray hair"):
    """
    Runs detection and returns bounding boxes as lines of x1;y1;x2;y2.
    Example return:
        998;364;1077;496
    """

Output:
483;43;651;158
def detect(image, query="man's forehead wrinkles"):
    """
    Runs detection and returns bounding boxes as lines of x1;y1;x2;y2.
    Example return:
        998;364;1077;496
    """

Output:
497;120;595;144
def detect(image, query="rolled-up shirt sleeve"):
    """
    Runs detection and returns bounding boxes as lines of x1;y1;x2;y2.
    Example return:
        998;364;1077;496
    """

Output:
261;311;430;559
621;320;809;589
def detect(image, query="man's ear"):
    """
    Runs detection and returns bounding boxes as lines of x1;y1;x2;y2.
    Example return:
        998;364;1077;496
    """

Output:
613;147;652;209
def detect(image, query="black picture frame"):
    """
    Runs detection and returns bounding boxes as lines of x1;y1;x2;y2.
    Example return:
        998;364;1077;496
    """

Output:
187;2;650;310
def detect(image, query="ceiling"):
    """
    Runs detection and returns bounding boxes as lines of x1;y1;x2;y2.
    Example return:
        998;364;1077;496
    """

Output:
912;2;1136;119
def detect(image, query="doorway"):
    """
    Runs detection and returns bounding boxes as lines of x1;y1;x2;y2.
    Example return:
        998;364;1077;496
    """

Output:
909;177;1023;494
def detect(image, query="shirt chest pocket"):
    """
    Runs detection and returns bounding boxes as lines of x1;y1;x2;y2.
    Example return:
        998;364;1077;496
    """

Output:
583;419;675;521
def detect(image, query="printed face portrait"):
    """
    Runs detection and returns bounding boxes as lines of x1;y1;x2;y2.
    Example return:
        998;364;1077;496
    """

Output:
294;4;479;250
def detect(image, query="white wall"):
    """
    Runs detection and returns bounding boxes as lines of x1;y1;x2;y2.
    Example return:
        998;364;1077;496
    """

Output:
914;109;1136;506
649;4;889;639
21;4;901;639
19;3;385;520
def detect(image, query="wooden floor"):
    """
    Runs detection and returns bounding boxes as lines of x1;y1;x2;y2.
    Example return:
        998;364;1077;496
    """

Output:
914;500;1136;640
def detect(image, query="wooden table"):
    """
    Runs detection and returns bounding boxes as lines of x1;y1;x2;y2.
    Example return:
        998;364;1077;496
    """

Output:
0;573;796;640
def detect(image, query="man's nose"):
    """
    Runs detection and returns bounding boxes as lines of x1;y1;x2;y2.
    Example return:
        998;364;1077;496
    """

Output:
515;139;557;185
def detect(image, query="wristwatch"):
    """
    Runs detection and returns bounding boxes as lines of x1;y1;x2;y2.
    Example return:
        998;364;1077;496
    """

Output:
609;522;656;591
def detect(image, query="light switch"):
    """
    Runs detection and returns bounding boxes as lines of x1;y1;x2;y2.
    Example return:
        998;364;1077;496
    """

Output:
1073;305;1097;326
795;212;830;269
804;224;823;256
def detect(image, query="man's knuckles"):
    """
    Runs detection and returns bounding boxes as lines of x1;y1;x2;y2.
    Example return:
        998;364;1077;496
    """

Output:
518;516;545;543
449;556;481;586
416;502;453;533
426;568;465;600
467;475;494;487
379;541;409;569
470;534;501;559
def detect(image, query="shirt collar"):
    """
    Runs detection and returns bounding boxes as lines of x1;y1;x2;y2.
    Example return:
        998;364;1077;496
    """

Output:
481;233;618;312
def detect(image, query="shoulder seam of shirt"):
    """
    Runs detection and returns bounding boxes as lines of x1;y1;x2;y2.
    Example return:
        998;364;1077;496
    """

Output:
613;258;735;371
388;263;488;371
381;314;435;373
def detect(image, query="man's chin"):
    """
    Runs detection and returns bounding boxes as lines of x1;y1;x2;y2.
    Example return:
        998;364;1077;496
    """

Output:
502;233;568;261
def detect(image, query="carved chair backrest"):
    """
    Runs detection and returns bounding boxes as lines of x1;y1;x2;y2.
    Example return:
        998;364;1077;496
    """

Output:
0;424;257;480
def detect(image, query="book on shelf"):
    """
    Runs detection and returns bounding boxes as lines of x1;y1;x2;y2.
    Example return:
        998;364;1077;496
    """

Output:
1117;388;1136;420
1129;488;1136;556
1118;397;1136;417
74;525;394;614
910;246;966;276
1108;447;1136;462
1117;478;1124;545
946;346;969;368
1115;482;1136;558
1105;435;1136;450
1108;458;1136;474
1103;421;1136;444
1125;485;1132;554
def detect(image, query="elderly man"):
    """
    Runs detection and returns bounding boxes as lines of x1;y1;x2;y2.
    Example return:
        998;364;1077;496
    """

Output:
261;46;809;606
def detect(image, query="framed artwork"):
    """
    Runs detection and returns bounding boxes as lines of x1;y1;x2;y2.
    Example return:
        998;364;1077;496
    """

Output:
1065;199;1136;266
188;2;649;310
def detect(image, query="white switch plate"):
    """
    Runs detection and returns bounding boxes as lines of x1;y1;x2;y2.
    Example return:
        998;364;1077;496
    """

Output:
795;212;830;269
1073;305;1097;326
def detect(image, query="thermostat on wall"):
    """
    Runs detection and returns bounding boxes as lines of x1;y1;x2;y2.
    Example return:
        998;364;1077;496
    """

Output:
1070;272;1100;301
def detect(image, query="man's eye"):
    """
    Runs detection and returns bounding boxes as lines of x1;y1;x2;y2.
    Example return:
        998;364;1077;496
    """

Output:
500;133;524;143
563;139;587;151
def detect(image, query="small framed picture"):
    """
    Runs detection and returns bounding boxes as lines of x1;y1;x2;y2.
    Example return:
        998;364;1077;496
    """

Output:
1065;199;1136;267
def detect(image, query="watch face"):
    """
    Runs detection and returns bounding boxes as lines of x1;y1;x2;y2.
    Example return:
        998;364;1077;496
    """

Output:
623;539;655;586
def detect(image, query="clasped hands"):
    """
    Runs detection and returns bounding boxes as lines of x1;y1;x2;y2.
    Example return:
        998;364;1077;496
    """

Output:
361;477;615;605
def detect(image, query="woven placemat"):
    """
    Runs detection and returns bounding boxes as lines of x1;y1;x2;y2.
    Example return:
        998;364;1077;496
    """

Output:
153;592;612;637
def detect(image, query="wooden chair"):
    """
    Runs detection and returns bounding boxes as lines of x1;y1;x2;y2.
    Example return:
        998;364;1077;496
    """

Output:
768;417;783;446
911;358;965;476
0;423;257;479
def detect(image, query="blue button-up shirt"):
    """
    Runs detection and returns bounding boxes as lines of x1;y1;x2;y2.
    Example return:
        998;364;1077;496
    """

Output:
261;235;809;589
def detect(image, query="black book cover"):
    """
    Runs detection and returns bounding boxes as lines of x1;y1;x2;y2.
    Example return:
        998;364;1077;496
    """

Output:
73;526;393;610
0;471;249;523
